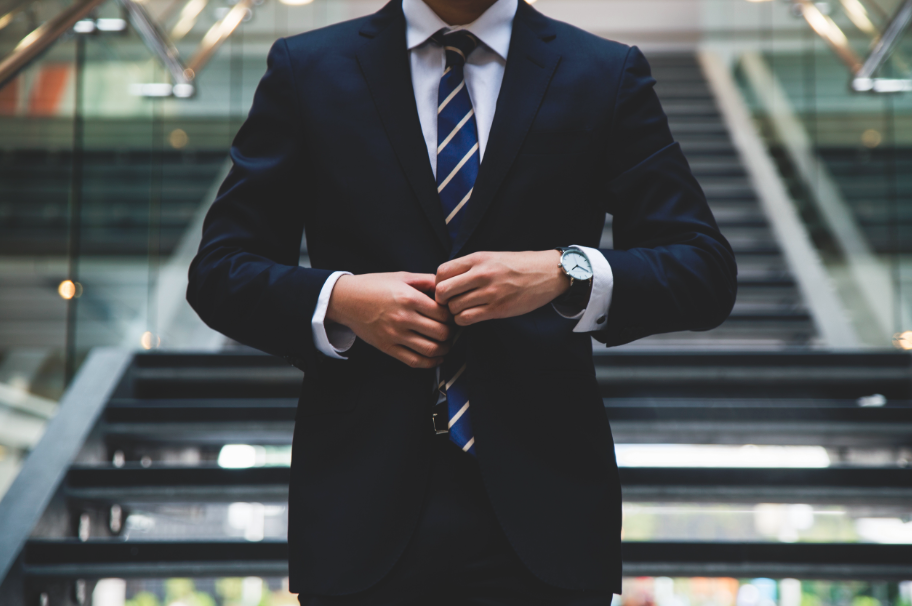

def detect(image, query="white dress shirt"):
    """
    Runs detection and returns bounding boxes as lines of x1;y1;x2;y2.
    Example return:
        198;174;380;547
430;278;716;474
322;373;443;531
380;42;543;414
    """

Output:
310;0;614;359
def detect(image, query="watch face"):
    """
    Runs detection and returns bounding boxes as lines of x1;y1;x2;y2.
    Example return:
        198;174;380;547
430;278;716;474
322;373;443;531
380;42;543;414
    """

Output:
561;250;592;281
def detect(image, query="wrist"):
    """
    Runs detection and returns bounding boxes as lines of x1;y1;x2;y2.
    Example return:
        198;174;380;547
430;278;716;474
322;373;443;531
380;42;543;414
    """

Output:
543;250;571;299
326;274;356;326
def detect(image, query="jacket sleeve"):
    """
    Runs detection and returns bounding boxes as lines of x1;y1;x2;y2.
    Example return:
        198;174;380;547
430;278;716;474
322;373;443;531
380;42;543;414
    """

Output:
592;46;738;347
187;38;333;370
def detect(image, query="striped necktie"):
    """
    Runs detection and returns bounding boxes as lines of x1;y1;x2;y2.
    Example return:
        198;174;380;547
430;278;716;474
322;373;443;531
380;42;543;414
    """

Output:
435;29;479;456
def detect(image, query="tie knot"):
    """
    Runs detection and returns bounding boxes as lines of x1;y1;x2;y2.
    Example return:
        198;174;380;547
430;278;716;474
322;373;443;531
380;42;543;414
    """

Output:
434;29;479;69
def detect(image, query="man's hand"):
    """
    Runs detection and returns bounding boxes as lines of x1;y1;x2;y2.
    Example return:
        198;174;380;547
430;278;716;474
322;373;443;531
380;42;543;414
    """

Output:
435;251;570;326
327;272;454;368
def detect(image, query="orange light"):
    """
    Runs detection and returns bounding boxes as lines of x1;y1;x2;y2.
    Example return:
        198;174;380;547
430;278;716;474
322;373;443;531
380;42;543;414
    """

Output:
58;280;82;300
893;331;912;350
140;331;161;350
169;128;189;149
862;129;882;149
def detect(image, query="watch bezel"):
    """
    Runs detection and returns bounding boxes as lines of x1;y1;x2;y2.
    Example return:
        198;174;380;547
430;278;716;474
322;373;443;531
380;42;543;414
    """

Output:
558;247;593;282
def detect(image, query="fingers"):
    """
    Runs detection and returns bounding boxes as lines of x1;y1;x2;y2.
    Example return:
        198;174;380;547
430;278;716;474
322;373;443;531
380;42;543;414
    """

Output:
390;345;445;369
409;288;453;324
400;272;438;297
446;288;490;315
396;272;452;322
406;313;454;342
454;305;491;327
401;332;451;358
435;253;498;304
435;269;486;304
436;254;480;285
385;316;450;369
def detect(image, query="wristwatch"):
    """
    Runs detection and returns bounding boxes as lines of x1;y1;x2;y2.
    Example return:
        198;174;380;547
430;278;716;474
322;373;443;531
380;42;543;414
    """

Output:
554;246;593;309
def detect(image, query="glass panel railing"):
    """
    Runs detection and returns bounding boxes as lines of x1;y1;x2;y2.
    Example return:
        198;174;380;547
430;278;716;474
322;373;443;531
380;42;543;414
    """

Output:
0;9;80;498
736;48;912;347
784;0;912;91
0;0;359;502
703;0;912;349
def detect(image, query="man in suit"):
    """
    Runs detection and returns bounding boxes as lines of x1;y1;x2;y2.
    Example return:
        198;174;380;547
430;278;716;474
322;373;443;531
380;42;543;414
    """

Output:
187;0;737;602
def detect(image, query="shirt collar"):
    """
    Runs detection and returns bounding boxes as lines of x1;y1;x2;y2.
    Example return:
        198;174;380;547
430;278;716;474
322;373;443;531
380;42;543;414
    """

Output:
403;0;518;61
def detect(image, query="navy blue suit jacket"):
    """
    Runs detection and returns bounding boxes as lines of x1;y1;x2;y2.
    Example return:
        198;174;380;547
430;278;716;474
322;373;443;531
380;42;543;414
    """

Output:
188;0;737;595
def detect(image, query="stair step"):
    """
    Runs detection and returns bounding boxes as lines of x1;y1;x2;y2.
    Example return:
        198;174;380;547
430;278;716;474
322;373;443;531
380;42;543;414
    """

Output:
20;539;912;580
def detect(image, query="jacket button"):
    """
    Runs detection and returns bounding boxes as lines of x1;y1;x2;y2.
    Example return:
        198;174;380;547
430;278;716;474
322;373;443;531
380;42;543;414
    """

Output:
596;315;606;325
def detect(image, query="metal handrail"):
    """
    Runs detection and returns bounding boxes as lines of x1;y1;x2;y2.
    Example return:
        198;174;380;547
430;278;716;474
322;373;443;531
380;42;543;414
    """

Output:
0;0;256;97
739;51;897;344
118;0;195;96
0;0;107;90
792;0;912;93
184;0;255;78
118;0;256;96
859;0;912;78
795;0;865;73
0;0;33;33
170;0;209;41
0;348;131;587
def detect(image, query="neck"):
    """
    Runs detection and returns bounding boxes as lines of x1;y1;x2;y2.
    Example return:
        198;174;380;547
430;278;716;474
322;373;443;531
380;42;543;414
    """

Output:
421;0;499;25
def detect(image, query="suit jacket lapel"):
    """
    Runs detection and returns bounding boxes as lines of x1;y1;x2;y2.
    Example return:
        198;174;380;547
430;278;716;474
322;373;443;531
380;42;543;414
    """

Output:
356;1;451;253
450;2;560;258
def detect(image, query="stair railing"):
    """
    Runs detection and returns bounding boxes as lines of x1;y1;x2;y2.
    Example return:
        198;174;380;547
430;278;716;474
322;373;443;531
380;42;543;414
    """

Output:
738;51;900;346
0;0;108;91
792;0;912;92
0;349;130;588
852;0;912;91
0;0;261;96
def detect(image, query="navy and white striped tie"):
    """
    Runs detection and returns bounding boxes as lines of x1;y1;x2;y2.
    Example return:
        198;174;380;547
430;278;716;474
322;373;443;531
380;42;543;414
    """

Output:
435;29;479;456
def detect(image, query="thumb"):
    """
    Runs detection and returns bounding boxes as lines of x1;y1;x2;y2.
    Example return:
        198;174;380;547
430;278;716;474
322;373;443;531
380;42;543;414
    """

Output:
401;272;437;294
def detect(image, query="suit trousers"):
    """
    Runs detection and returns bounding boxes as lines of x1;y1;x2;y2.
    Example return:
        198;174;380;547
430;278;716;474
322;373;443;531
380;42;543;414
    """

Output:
296;434;615;606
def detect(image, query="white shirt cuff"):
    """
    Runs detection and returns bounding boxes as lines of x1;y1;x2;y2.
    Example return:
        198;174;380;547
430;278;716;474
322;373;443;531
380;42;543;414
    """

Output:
551;245;614;333
312;271;356;359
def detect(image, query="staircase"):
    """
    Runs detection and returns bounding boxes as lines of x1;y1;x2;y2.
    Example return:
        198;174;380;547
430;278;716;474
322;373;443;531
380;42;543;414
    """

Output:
818;147;912;254
2;348;911;604
2;53;912;605
0;149;226;256
0;149;227;352
610;54;818;350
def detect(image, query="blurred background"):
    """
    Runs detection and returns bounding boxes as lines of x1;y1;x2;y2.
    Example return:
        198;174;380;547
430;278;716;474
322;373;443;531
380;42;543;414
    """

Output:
0;0;911;603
